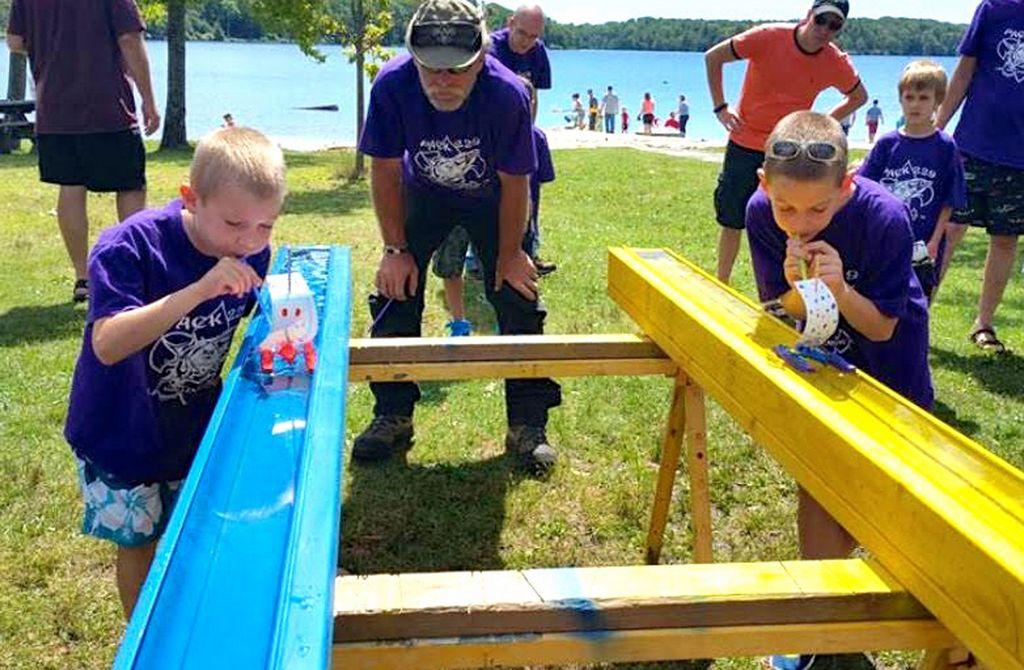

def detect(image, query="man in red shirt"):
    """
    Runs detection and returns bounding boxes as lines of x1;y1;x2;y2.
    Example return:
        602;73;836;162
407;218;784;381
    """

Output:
7;0;160;303
704;0;867;284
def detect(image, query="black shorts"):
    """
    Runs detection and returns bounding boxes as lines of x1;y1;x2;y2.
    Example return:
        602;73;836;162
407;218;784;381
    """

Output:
714;141;765;230
37;129;146;192
951;153;1024;236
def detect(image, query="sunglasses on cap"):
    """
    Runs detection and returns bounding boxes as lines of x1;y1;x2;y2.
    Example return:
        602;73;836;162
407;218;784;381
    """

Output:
767;140;841;163
410;22;482;50
813;13;844;32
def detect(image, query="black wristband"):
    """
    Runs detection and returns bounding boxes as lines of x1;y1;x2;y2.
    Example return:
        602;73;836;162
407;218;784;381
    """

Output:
713;102;728;114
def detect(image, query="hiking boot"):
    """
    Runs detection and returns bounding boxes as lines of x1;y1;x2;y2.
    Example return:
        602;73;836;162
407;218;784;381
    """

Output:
446;318;472;337
533;257;557;276
505;424;558;475
72;278;89;303
352;415;413;462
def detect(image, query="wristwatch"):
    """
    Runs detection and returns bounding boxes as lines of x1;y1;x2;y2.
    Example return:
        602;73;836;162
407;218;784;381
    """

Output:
383;244;408;256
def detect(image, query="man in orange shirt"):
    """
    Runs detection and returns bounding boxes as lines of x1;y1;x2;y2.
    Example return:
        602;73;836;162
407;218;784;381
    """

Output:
704;0;867;284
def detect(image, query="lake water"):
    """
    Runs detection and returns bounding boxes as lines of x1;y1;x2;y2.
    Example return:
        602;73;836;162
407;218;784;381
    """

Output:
0;40;962;146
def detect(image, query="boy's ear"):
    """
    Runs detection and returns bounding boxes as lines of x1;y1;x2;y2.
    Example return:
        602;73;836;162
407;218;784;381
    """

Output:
840;170;856;194
180;183;198;212
757;167;768;192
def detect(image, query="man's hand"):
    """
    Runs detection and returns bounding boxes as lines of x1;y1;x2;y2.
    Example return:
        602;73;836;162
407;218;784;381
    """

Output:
194;257;262;301
375;252;418;301
142;98;161;136
715;106;741;133
495;248;538;300
804;240;847;297
926;238;941;262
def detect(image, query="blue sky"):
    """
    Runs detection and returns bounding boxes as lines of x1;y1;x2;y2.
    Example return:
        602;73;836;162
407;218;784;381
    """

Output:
539;0;974;25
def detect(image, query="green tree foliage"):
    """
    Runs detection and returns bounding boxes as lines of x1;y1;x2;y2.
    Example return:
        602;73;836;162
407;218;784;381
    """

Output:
132;1;967;56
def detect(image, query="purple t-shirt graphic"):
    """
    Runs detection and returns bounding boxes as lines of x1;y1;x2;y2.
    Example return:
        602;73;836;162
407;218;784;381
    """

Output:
359;53;537;203
7;0;145;134
65;200;270;485
530;126;555;225
953;0;1024;168
489;27;552;89
859;130;967;246
746;177;934;409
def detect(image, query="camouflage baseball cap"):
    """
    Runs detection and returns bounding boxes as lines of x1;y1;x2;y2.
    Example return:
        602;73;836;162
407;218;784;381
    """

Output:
406;0;487;70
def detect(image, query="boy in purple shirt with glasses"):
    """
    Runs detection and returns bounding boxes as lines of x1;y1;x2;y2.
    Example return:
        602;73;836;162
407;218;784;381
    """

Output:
747;111;932;670
355;0;561;475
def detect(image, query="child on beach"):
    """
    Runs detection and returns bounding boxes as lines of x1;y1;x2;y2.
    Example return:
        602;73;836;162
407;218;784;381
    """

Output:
858;60;967;303
64;126;284;618
621;107;629;133
747;111;932;670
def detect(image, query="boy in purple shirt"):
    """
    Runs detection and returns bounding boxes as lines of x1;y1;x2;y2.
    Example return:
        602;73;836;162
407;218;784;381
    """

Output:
488;4;552;90
64;127;284;618
747;111;932;670
355;0;561;474
937;0;1024;353
859;60;967;303
7;0;160;303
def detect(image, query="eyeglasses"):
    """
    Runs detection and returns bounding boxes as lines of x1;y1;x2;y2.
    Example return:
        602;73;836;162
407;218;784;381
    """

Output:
420;62;476;75
767;140;841;162
813;13;844;32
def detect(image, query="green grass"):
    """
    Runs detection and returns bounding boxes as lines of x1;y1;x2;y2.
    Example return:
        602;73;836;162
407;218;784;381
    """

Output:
1;144;1022;669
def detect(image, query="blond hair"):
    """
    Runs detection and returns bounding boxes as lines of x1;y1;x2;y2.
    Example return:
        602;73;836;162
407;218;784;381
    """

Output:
190;126;286;201
764;111;848;185
898;59;948;104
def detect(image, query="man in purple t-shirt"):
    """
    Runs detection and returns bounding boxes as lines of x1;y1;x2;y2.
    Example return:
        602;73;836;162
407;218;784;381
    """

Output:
937;0;1024;353
7;0;160;304
355;0;561;475
488;4;551;90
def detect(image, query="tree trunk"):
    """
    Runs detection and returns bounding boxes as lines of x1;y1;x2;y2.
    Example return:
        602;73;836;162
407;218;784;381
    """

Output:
160;0;188;149
354;48;365;178
1;52;28;153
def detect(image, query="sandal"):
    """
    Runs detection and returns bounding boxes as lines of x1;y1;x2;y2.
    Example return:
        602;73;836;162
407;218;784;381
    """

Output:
72;278;89;304
969;327;1007;354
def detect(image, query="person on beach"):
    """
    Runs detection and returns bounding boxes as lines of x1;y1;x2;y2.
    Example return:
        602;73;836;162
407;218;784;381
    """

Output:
936;0;1024;354
621;106;630;133
704;0;867;284
587;89;599;131
865;99;884;142
572;92;585;129
7;0;160;303
62;127;283;619
355;0;562;474
601;85;619;133
640;92;655;134
677;94;690;137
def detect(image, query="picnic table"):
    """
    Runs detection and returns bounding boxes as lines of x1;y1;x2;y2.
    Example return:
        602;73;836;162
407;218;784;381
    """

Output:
0;98;35;152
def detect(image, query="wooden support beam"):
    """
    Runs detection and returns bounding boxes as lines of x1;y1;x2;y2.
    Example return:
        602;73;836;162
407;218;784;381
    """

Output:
333;561;953;668
645;372;687;564
348;334;676;381
334;560;938;642
684;376;713;563
608;248;1024;670
333;621;953;670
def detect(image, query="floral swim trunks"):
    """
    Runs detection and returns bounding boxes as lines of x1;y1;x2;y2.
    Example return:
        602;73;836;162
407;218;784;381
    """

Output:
75;456;182;547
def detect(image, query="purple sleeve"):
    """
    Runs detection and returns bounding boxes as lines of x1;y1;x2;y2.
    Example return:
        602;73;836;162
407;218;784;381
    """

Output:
7;0;24;35
958;1;987;57
745;195;789;303
858;141;888;182
495;86;537;176
358;74;404;158
534;44;552;89
857;209;914;319
87;237;146;323
109;0;146;35
536;132;555;183
945;147;968;210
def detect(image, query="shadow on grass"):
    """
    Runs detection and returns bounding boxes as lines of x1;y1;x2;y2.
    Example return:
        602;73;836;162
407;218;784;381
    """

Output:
932;399;982;438
0;302;84;347
283;179;369;217
931;345;1024;401
340;453;516;574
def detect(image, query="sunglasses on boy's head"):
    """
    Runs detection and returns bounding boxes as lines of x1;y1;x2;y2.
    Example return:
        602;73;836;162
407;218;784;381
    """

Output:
813;13;844;32
767;140;841;163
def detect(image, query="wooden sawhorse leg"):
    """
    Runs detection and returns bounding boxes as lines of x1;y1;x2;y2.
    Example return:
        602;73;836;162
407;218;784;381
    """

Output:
645;372;712;564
